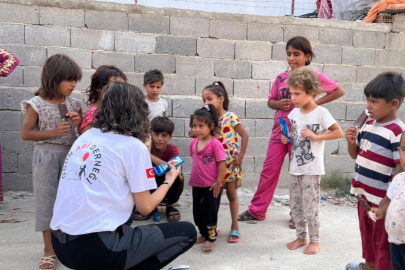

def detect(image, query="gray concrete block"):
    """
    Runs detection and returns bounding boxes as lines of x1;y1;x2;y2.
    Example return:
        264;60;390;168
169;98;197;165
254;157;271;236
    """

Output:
346;103;366;121
70;91;88;112
342;47;375;66
322;102;346;120
323;65;356;83
176;57;214;77
135;54;175;74
157;35;196;56
252;61;286;80
394;13;405;22
168;117;186;137
210;20;247;40
23;66;42;87
129;14;169;34
182;157;192;175
312;45;342;65
248;23;283;42
0;131;33;153
169;137;191;155
319;28;353;46
85;10;128;31
2;152;18;173
0;24;24;44
246;137;269;156
47;47;92;70
338;83;365;101
393;22;405;33
241;118;255;137
115;32;156;53
93;51;134;72
163;75;195;96
0;111;21;131
39;6;84;28
25;25;70;47
243;156;255;174
125;73;144;89
339;120;356;134
310;64;324;73
197;38;235;59
338;139;349;156
255;119;273;137
325;156;355;173
18;151;33;173
1;45;46;66
242;172;264;188
75;69;94;91
71;29;114;51
195;77;234;96
272;43;286;61
228;98;246;119
235;41;272;61
0;3;38;24
324;140;339;156
2;172;33;192
353;31;385;49
170;17;209;37
246;100;275;119
386;33;405;51
356;66;384;84
375;50;405;68
1;87;33;110
162;95;173;117
283;25;318;42
0;67;23;87
215;59;251;79
397;105;405;120
173;97;202;117
233;79;270;98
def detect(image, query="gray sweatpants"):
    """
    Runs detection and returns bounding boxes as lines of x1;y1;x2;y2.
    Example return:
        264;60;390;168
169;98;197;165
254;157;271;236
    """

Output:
33;143;71;232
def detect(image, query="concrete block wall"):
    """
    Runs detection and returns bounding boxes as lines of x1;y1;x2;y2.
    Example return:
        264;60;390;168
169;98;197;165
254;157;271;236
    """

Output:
0;0;402;192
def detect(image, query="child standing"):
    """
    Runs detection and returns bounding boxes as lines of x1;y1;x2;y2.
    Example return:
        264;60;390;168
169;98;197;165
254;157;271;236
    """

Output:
238;36;344;228
346;72;405;270
143;69;168;121
281;68;343;255
202;81;249;243
21;54;83;270
80;65;127;134
189;104;226;252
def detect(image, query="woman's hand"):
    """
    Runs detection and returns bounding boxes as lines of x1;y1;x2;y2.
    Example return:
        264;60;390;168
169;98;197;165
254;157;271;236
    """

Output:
210;181;221;198
67;112;81;126
301;128;318;140
165;162;181;185
281;135;289;144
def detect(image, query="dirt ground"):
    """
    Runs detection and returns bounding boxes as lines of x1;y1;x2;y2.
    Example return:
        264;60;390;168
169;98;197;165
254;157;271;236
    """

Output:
0;188;363;270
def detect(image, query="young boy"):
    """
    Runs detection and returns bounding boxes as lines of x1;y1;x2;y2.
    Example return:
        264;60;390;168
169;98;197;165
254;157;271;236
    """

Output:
346;72;405;270
371;131;405;270
143;69;168;121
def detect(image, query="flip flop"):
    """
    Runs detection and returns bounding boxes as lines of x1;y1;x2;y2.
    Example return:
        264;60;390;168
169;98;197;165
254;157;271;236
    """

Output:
227;230;240;243
345;263;365;270
133;210;150;221
238;210;258;221
166;206;181;222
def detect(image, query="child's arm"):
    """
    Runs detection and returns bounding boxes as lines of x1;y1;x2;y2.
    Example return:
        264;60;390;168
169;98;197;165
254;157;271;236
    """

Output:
302;123;343;141
150;154;166;166
371;195;391;220
210;160;226;198
345;126;359;159
268;99;291;111
315;86;345;106
21;105;70;141
233;124;249;165
281;135;290;144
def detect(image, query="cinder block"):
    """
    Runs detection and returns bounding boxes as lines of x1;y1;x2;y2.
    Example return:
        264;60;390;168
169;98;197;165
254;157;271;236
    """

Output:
93;51;134;72
246;100;275;119
312;45;342;65
323;65;356;83
115;32;156;53
252;61;286;80
338;139;349;156
25;25;70;47
243;156;255;174
375;50;405;68
163;75;195;96
23;66;42;87
75;69;94;91
339;120;356;134
283;25;318;42
338;83;365;101
2;152;18;172
356;66;384;84
18;151;33;173
322;101;346;120
195;77;234;96
394;13;405;22
241;119;255;137
70;91;88;112
169;137;190;159
255;119;273;137
386;33;405;51
393;22;405;33
0;3;38;24
0;67;23;87
47;47;92;70
248;23;283;42
342;47;375;66
272;43;286;61
71;29;114;51
242;172;264;188
310;64;324;73
233;79;270;98
170;17;209;37
176;57;214;77
39;6;84;28
353;31;386;49
345;103;366;121
135;54;175;74
162;95;173;117
85;10;128;31
0;131;34;153
210;20;247;40
2;172;33;192
129;14;169;34
168;117;186;137
1;87;33;110
397;105;405;120
0;111;21;131
1;45;46;66
125;73;145;89
0;24;24;44
215;59;251;79
324;140;339;156
197;38;235;59
325;156;355;173
173;97;203;117
319;28;353;46
235;41;272;61
246;137;269;156
157;35;196;56
228;98;246;119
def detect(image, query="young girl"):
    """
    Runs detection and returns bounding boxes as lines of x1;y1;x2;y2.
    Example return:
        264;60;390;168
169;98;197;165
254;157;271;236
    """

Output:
202;81;249;243
281;68;343;255
21;54;83;270
238;36;345;229
189;104;226;252
80;65;127;134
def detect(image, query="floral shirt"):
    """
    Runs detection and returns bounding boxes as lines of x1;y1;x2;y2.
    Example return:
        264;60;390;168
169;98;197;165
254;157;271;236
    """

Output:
386;172;405;244
80;104;97;134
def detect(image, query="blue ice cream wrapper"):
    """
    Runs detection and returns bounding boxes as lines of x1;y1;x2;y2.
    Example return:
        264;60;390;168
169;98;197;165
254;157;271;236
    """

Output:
153;155;185;176
279;117;292;143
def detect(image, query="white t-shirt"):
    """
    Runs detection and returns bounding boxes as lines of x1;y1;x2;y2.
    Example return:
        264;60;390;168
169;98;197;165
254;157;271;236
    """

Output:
386;172;405;244
146;97;168;121
50;128;157;235
288;106;336;176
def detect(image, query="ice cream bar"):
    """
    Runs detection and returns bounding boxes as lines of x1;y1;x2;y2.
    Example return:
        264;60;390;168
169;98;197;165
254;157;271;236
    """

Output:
279;117;292;143
58;103;69;121
354;110;369;129
356;194;376;222
153;156;185;176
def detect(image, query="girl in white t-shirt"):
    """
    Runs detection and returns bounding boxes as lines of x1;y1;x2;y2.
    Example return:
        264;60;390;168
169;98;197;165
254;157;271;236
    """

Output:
281;68;343;255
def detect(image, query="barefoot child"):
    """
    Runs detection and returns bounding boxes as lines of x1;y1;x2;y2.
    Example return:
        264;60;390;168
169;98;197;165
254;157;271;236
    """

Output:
202;81;249;243
189;105;226;251
21;54;83;269
281;68;343;255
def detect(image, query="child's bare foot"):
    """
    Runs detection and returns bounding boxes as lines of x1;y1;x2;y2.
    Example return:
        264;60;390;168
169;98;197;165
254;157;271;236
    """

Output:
203;241;214;251
287;238;307;250
195;236;205;245
304;242;320;255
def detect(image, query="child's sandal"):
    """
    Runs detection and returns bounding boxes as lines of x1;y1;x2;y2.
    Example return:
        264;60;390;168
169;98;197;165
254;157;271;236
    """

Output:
38;255;56;270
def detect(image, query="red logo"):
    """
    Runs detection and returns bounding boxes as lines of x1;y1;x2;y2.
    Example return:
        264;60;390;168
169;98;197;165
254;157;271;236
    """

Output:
146;168;155;178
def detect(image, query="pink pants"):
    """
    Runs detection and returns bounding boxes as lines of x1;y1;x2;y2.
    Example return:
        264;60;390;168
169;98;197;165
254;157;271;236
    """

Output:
248;139;292;220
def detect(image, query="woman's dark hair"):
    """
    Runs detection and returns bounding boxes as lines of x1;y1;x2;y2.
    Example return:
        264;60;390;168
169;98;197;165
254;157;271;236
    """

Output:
286;36;316;66
92;82;150;142
151;117;175;136
203;81;229;111
35;54;82;99
364;71;405;107
86;65;127;105
190;104;218;136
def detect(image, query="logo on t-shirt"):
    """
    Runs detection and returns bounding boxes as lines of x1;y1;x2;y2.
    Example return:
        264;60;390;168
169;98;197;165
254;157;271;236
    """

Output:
291;121;319;166
279;88;291;99
202;153;214;164
146;168;155;178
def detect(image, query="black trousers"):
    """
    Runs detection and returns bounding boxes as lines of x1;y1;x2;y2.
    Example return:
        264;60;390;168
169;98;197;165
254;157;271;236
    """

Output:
192;187;222;242
52;221;196;270
152;174;184;205
390;243;405;270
